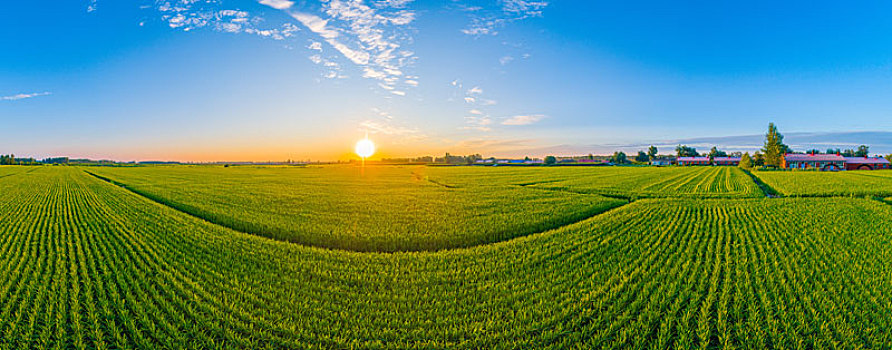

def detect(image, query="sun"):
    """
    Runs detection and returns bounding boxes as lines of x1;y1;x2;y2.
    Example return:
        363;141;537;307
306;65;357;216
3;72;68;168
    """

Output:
355;137;375;159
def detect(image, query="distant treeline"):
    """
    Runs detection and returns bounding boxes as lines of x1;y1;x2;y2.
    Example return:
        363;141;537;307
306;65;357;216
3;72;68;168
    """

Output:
381;153;484;165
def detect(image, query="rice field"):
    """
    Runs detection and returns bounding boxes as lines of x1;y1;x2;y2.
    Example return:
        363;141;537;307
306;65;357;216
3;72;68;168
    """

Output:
498;166;762;198
86;166;625;252
1;166;891;349
754;170;892;197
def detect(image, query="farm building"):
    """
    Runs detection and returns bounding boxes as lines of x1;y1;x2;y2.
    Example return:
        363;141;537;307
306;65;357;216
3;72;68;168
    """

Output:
677;157;741;166
844;157;891;170
677;157;710;166
782;154;846;170
713;157;741;166
650;159;672;166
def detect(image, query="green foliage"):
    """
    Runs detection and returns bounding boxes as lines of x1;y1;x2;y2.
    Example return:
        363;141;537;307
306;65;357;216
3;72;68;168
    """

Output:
89;166;624;252
753;151;765;166
855;145;870;157
610;151;627;164
647;145;658;160
2;168;892;348
708;146;727;159
0;154;16;165
739;152;753;169
635;151;649;163
761;122;788;167
544;155;556;165
675;145;698;157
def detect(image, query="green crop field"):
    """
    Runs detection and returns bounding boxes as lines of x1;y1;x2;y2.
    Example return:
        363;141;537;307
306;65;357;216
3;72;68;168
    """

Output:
86;166;625;252
754;170;892;197
490;166;763;198
2;166;892;349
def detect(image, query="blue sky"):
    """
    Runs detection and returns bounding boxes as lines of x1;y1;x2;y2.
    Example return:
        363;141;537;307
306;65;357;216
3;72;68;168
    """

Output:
2;0;892;161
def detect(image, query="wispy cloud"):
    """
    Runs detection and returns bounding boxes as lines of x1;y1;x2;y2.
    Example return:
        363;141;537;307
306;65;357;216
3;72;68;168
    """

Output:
258;0;294;10
87;0;97;13
131;1;418;93
502;114;546;125
2;92;51;101
152;1;300;39
460;0;549;36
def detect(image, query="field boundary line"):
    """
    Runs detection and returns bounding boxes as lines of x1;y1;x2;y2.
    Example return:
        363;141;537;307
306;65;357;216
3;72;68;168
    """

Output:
741;169;782;198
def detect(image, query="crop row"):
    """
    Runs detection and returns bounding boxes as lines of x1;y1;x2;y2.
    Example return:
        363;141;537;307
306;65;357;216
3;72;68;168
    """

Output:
1;168;891;348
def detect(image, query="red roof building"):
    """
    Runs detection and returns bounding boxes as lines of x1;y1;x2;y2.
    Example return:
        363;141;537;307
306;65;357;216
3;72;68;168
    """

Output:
844;157;891;171
678;157;741;166
677;157;710;166
783;153;845;170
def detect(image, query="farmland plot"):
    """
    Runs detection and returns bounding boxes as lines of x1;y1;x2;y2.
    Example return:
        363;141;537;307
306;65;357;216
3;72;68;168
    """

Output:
2;167;892;348
87;166;624;252
755;170;892;197
0;166;32;179
522;166;763;198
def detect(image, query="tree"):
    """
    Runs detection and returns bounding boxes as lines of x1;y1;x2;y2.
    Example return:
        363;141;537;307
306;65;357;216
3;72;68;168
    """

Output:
635;151;649;163
886;154;892;163
806;149;821;155
0;154;16;165
707;147;727;163
842;149;856;157
647;146;658;161
709;147;728;158
855;145;869;157
739;152;753;169
753;151;765;166
587;153;594;160
610;151;627;164
675;145;698;158
544;156;556;165
761;123;788;167
826;148;841;155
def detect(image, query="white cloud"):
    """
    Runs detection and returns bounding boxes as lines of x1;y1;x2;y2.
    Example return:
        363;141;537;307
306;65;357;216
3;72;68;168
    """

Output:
467;86;483;95
87;0;97;13
499;55;514;65
1;92;51;101
469;109;483;115
464;97;476;103
259;0;294;10
460;0;549;36
153;1;299;40
142;0;416;93
502;114;546;126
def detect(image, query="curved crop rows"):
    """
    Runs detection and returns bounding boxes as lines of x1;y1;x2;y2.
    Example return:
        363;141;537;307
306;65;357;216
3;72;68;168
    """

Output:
1;167;891;348
86;166;625;252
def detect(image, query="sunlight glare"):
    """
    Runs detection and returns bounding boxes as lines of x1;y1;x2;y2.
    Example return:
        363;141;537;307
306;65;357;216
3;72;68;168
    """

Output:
355;138;375;159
